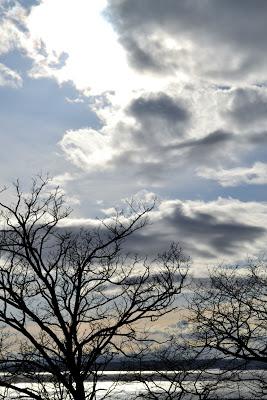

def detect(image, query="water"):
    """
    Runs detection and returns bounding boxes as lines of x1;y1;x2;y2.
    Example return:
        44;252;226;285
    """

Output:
1;370;266;399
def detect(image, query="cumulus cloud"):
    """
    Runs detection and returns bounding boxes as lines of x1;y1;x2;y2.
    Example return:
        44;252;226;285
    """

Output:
58;85;267;186
197;162;267;187
59;91;193;180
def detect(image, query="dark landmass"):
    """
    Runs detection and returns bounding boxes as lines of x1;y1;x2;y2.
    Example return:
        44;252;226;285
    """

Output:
0;357;266;374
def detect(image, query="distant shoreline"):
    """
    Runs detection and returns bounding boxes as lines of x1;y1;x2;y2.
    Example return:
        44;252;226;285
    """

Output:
0;369;266;383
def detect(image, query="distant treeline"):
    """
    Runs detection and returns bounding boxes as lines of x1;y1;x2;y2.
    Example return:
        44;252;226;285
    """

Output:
0;357;266;373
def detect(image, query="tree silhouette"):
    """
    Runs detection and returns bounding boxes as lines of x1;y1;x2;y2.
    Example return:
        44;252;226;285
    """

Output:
190;262;267;398
137;262;267;399
0;176;188;400
192;263;267;364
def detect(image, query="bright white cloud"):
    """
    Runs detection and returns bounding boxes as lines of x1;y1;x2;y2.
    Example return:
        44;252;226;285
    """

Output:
60;128;115;171
197;162;267;187
50;172;76;187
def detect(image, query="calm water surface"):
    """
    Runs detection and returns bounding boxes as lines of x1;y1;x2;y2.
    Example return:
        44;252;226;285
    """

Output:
1;370;266;399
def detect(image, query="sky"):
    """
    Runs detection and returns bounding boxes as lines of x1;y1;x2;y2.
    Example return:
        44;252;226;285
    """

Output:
0;0;267;274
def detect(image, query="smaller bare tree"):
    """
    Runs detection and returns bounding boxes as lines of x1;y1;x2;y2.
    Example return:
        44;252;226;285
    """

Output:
136;261;267;400
0;176;188;400
134;339;219;400
190;262;267;398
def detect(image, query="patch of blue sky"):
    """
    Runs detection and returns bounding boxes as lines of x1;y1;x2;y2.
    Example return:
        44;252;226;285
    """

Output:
157;175;267;203
17;0;40;11
0;51;100;181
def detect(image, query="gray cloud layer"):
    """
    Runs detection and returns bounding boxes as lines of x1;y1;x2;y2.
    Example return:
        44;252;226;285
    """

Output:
60;197;267;272
106;0;267;82
225;87;267;129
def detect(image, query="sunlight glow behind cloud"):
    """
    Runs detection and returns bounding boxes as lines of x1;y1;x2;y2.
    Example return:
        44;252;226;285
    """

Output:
26;0;138;95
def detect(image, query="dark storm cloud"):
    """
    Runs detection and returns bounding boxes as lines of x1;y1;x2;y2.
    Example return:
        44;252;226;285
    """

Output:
125;205;266;262
128;93;189;124
96;201;266;261
170;130;233;150
165;206;265;254
106;0;267;81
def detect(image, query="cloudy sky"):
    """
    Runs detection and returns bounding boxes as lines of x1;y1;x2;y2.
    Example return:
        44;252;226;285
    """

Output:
1;0;267;273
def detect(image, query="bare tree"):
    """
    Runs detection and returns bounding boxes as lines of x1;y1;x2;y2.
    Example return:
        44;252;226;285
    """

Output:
192;263;267;364
190;262;267;398
136;262;267;400
0;176;188;400
134;339;219;400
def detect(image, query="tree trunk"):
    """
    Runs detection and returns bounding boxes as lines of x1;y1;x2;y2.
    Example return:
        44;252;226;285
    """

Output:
74;381;86;400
